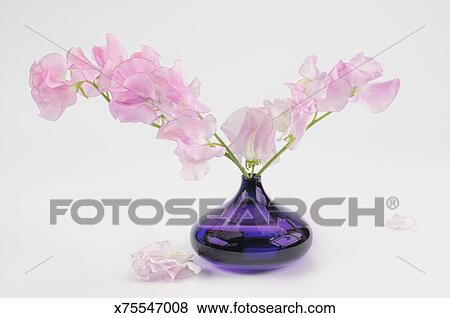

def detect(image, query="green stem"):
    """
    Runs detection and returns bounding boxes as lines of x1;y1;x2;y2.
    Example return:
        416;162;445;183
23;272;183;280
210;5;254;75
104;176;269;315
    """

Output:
250;164;256;178
209;142;224;147
256;112;332;176
213;133;248;177
256;139;292;176
306;111;332;131
85;80;111;102
78;85;89;98
101;92;111;102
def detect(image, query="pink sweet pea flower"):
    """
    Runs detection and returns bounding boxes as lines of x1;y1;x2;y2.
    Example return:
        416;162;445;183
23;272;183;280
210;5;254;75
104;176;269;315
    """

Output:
108;51;209;124
335;52;384;87
92;34;127;91
289;55;351;113
92;34;127;68
157;115;225;180
29;53;77;120
221;107;276;164
131;45;161;66
264;92;316;150
263;98;295;136
290;55;329;101
331;53;400;112
66;47;100;97
283;87;317;149
154;62;210;114
108;57;161;124
289;99;316;149
65;34;127;97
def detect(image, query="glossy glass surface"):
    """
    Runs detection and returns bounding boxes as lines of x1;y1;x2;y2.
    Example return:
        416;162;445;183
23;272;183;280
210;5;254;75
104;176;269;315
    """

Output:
191;176;312;271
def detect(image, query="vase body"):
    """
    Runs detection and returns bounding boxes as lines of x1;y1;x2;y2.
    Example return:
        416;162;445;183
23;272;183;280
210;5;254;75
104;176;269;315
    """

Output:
190;176;312;271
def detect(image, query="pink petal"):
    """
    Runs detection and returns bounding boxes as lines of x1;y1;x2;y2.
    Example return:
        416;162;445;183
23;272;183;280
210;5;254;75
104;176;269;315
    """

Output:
123;73;156;100
109;100;159;124
105;33;127;60
34;53;67;88
175;142;224;181
221;107;276;163
316;79;352;112
299;55;319;79
354;79;400;112
67;47;98;80
264;98;294;134
132;45;161;66
92;34;126;68
110;58;157;90
289;101;314;149
385;214;416;231
97;56;124;92
177;156;210;181
29;54;77;121
221;107;248;145
348;52;383;82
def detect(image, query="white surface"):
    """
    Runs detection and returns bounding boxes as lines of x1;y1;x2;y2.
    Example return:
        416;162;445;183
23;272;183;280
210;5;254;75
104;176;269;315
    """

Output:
0;0;449;297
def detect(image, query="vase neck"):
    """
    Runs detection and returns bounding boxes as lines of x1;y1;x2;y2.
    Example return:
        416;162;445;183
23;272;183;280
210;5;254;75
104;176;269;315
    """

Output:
236;175;267;202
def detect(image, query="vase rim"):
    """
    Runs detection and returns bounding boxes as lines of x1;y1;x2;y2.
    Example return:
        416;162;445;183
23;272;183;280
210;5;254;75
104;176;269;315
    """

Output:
241;174;261;181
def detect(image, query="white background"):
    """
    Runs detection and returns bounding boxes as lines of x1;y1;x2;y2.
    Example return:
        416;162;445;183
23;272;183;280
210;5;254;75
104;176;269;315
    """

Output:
0;0;449;297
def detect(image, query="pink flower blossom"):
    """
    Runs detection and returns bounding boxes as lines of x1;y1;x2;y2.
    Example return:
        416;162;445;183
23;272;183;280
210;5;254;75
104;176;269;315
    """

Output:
290;55;329;101
131;241;201;282
264;96;316;149
265;61;326;149
331;53;400;112
131;45;161;66
92;34;127;91
221;107;276;163
343;52;384;85
157;115;225;180
108;57;162;124
288;99;316;149
263;98;295;136
64;34;127;97
288;55;351;113
155;62;210;114
67;47;100;97
108;54;209;124
29;36;401;181
29;53;77;120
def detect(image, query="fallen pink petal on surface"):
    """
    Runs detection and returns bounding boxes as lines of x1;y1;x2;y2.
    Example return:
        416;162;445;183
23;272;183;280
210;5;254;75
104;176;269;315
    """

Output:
386;214;416;231
131;241;201;282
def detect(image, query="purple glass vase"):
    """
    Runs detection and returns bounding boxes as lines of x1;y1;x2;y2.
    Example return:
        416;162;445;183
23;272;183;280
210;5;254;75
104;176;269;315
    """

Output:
190;175;312;271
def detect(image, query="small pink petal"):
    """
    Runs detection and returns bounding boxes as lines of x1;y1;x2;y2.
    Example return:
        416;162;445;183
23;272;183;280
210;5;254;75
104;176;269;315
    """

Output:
355;78;400;113
92;33;126;68
386;214;416;230
299;55;319;79
109;101;159;124
132;45;161;66
316;79;352;112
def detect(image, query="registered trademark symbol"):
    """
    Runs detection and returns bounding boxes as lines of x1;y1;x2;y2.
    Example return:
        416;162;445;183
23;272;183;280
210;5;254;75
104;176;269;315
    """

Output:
386;196;399;210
